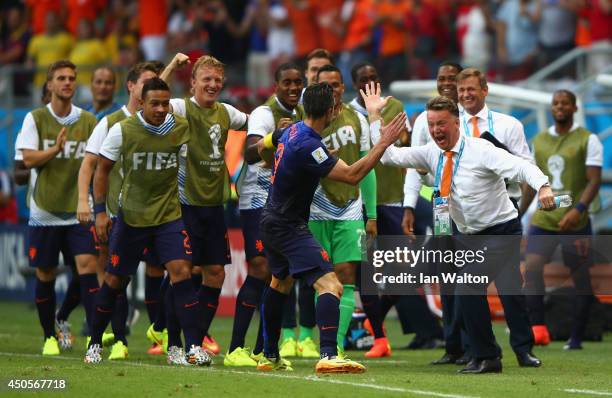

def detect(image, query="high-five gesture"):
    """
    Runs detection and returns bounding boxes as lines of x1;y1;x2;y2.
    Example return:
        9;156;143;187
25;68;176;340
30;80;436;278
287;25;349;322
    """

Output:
378;112;407;147
360;82;391;121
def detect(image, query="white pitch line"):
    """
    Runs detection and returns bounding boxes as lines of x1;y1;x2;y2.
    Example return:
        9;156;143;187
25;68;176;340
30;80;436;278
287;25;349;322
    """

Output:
0;351;478;398
562;389;612;396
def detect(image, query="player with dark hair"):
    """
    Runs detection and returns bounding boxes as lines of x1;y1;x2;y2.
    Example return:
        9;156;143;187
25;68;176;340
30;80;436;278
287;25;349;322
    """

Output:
76;62;162;360
280;50;334;358
225;62;305;367
256;81;406;373
524;89;602;350
309;64;377;356
85;77;211;366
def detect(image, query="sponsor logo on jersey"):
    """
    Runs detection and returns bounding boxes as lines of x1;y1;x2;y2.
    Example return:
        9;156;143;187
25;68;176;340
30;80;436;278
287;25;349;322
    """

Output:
132;152;178;170
321;125;357;150
43;139;87;159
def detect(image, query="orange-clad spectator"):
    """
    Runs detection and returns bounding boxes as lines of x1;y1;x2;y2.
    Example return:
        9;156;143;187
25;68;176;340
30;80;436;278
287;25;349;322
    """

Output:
65;0;106;36
582;0;612;43
343;0;375;53
375;0;411;84
138;0;168;61
286;0;320;61
376;0;410;56
338;0;375;82
311;0;345;55
24;0;61;35
26;11;74;89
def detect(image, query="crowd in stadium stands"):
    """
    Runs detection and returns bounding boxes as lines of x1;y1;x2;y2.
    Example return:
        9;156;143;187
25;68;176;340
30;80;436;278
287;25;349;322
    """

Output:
1;0;611;101
0;0;610;224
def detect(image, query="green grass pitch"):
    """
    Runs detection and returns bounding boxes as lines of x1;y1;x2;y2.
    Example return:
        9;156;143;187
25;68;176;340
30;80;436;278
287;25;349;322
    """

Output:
0;301;611;398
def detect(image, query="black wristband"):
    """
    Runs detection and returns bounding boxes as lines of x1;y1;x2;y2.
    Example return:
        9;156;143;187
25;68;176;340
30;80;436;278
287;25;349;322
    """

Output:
93;203;106;216
575;202;588;213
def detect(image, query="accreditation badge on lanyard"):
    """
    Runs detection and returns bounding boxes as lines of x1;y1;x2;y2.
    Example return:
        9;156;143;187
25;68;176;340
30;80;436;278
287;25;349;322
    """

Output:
432;139;465;236
433;195;452;236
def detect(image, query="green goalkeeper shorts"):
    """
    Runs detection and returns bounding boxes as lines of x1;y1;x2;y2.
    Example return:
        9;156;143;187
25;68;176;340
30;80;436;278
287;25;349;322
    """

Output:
308;220;366;265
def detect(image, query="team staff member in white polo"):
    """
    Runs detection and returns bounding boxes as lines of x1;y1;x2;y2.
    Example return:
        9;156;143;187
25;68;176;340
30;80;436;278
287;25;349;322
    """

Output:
456;67;533;213
363;82;555;374
456;67;544;367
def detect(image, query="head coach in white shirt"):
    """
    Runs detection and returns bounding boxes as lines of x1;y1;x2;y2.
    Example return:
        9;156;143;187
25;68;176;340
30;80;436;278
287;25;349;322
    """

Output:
401;62;467;365
403;61;463;237
363;82;556;374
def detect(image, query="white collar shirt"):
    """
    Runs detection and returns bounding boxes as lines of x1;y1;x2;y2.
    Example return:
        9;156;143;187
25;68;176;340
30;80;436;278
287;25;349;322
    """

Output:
402;104;462;208
371;121;549;234
460;104;533;199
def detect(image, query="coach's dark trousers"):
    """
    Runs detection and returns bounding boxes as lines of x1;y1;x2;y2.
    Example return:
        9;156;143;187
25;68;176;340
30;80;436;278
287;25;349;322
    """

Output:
435;224;469;356
454;218;534;359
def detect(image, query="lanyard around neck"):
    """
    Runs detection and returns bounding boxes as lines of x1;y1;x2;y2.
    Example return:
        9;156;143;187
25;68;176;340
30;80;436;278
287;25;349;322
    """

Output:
434;138;466;195
463;109;494;137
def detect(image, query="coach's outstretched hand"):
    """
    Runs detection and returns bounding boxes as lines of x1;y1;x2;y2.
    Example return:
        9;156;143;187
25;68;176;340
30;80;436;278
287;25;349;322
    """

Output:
360;81;406;147
360;81;390;121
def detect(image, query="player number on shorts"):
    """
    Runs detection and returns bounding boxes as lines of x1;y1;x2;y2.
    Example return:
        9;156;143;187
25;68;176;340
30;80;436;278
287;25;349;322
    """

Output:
181;230;193;255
